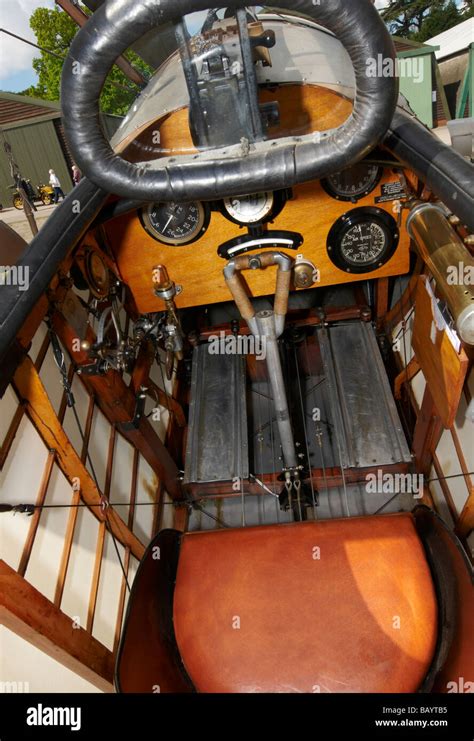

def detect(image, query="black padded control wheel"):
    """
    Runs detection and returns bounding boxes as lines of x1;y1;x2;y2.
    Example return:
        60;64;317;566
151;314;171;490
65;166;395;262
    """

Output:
61;0;399;203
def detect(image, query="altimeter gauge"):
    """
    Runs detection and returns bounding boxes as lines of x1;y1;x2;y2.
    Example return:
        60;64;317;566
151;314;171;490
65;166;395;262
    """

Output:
327;207;399;274
321;163;383;201
140;201;210;245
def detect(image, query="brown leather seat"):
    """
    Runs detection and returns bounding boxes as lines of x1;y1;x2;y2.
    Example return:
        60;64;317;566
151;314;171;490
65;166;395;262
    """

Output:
173;513;438;693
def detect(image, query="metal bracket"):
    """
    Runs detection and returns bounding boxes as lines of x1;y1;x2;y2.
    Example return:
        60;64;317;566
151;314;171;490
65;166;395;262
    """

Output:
119;386;148;431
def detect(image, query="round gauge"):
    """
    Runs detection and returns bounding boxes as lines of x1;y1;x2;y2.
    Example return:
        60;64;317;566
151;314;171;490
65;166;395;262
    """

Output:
321;163;383;201
140;201;210;245
327;207;399;274
223;192;275;225
85;250;110;298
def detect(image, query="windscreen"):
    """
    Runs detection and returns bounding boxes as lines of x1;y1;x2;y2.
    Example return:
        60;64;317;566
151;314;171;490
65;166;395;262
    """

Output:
113;9;355;161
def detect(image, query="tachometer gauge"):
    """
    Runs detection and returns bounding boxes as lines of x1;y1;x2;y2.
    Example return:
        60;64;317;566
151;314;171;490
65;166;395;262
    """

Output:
327;207;399;274
321;163;383;201
140;201;210;245
223;192;275;225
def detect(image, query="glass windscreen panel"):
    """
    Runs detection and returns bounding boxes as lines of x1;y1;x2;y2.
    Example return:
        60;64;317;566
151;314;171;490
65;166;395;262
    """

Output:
113;10;355;162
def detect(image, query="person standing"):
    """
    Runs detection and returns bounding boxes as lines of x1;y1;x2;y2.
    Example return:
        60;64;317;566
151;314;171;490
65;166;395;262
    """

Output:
49;169;65;203
72;164;82;186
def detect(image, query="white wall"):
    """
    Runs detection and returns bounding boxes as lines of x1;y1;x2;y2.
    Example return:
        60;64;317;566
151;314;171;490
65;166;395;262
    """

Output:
0;626;101;694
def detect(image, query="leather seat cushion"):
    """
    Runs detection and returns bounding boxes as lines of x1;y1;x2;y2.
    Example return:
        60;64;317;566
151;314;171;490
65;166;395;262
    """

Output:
173;514;438;693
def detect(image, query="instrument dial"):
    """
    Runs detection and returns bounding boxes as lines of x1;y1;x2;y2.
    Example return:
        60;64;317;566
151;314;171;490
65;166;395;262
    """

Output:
223;192;275;225
327;207;399;274
340;222;387;267
322;163;383;201
141;201;210;245
85;251;110;298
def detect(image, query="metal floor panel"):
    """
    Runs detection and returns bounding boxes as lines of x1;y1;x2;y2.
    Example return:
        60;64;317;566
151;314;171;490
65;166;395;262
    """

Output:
186;321;412;527
317;322;412;469
249;373;337;476
248;321;410;480
184;346;249;484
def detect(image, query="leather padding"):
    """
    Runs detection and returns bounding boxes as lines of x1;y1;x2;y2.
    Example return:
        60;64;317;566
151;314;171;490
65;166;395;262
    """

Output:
174;514;438;693
384;111;474;231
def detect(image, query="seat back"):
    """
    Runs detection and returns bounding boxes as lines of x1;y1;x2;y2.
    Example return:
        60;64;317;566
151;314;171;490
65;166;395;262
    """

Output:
413;506;474;693
115;529;193;693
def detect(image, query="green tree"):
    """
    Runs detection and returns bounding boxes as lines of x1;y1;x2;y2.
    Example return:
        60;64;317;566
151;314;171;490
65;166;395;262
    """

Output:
411;1;461;41
462;0;474;19
381;0;461;39
381;0;433;36
21;5;151;116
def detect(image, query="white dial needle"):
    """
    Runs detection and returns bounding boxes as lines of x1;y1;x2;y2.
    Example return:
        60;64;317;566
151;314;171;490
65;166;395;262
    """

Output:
163;214;174;232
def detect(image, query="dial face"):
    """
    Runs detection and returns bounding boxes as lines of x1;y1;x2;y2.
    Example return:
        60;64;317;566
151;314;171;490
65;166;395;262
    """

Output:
85;251;110;298
340;221;387;267
223;192;275;224
327;207;399;274
141;201;209;245
322;163;383;201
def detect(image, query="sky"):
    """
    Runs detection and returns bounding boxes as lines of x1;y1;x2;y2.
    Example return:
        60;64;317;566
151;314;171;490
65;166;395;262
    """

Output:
0;0;462;93
0;0;55;91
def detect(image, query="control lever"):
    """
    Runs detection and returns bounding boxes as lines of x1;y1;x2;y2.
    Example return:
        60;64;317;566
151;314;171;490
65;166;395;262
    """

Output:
223;251;292;337
224;252;300;487
250;29;276;50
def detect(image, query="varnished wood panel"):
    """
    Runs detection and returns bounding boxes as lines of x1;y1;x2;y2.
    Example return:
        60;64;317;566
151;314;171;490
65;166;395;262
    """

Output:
412;277;469;429
155;85;353;157
106;83;409;312
105;173;411;313
118;83;353;161
457;493;474;541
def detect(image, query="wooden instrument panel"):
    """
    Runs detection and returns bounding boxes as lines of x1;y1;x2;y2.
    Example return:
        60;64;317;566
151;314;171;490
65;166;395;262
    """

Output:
103;84;410;313
104;173;410;313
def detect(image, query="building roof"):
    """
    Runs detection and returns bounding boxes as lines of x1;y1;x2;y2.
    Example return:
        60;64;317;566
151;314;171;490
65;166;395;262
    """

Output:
392;36;436;53
0;91;60;126
427;18;474;61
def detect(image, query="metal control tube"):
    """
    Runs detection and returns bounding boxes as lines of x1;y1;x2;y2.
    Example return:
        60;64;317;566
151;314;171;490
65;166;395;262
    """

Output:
256;309;298;471
224;251;298;472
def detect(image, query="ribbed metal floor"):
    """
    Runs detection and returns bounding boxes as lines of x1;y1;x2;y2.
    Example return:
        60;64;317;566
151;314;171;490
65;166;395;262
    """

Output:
186;321;413;531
